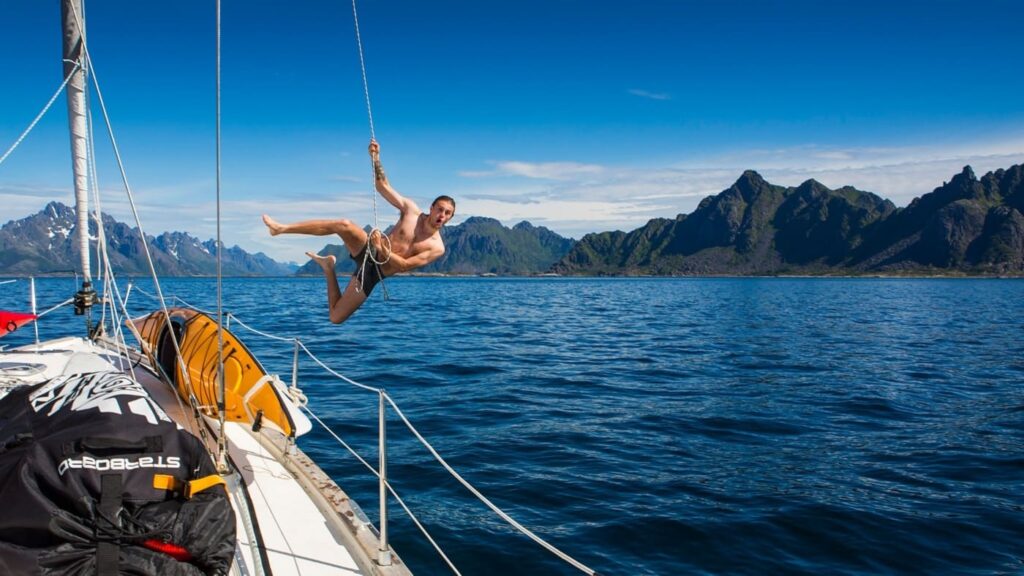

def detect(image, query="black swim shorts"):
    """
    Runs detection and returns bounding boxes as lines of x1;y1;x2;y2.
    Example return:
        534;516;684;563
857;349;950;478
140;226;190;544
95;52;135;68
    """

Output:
351;244;385;295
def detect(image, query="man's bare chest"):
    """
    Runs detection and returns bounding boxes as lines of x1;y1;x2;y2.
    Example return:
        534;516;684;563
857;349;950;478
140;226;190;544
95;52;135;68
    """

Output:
388;214;432;255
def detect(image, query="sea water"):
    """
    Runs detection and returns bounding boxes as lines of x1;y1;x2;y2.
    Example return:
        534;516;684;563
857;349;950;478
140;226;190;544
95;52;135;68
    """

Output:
3;276;1022;575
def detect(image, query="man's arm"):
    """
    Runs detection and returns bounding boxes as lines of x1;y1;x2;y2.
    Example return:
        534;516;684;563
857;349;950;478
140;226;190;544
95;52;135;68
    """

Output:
374;238;444;273
369;140;417;213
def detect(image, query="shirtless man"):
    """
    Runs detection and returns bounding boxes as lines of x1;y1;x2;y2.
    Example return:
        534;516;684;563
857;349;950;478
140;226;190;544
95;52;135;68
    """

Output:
263;140;455;324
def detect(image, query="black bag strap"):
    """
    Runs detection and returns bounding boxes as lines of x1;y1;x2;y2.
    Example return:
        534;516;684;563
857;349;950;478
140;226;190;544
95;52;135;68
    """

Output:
96;474;123;576
63;435;163;456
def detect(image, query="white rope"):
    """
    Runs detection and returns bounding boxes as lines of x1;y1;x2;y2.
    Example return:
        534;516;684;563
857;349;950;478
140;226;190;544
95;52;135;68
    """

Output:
226;313;295;344
384;393;598;575
131;285;215;316
350;0;376;143
349;0;397;300
356;233;391;298
298;340;379;393
0;280;17;285
85;82;112;342
302;405;462;575
237;315;594;573
0;60;81;167
67;0;206;442
36;298;74;318
214;0;229;472
349;0;382;233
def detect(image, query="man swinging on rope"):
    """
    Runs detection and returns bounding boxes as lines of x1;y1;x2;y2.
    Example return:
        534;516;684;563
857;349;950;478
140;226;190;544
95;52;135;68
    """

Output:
262;140;455;325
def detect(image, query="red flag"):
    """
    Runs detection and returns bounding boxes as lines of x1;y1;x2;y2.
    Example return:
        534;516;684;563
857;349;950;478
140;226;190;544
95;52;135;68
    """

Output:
0;310;37;338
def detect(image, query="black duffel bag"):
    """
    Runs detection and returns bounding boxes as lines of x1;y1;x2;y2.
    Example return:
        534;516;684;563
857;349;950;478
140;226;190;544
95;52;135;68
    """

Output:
0;369;235;575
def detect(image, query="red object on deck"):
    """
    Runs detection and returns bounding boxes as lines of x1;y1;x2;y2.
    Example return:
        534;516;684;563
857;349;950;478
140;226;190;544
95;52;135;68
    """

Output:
141;539;193;562
0;310;37;338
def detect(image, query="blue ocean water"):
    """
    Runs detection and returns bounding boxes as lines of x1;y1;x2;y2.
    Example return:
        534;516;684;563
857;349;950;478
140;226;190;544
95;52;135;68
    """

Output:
3;277;1023;575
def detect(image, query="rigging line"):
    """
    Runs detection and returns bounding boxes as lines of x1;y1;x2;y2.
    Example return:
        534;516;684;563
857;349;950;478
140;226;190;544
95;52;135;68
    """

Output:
383;392;598;576
302;406;463;575
297;340;379;393
82;83;199;438
67;1;203;429
224;313;294;344
215;0;228;471
217;312;376;392
349;0;380;231
128;285;214;316
0;60;81;167
350;0;376;143
84;85;111;338
36;298;75;318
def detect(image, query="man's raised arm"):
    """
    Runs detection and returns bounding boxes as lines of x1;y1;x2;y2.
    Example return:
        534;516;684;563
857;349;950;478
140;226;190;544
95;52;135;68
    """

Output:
369;140;415;213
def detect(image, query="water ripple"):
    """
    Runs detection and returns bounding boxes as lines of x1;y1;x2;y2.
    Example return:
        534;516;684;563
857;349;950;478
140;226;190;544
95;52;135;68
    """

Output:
4;276;1023;575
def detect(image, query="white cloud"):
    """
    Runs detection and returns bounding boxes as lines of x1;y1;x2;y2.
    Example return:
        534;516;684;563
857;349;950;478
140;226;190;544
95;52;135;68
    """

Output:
8;136;1023;262
448;137;1024;241
628;89;671;101
460;161;606;181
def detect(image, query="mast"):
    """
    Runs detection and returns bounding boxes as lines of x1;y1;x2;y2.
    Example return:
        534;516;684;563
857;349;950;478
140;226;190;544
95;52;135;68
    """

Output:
62;0;97;327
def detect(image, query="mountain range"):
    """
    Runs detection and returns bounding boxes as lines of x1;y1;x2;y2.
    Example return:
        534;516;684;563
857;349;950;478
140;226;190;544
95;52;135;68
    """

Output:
0;202;294;276
3;163;1022;277
553;164;1024;276
294;216;574;276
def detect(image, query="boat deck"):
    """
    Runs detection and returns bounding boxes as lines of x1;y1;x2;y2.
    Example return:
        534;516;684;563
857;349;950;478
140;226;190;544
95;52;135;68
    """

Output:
0;337;409;576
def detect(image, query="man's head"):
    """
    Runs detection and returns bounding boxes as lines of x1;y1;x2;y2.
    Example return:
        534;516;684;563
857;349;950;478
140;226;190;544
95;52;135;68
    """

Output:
428;195;456;229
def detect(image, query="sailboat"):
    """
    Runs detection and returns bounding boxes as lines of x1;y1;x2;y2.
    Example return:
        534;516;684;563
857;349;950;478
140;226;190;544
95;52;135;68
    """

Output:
0;1;597;575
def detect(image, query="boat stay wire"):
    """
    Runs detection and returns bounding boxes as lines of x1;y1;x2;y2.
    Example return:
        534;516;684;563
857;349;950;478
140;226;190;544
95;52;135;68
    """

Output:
63;1;211;449
0;60;81;167
123;288;598;574
222;306;599;575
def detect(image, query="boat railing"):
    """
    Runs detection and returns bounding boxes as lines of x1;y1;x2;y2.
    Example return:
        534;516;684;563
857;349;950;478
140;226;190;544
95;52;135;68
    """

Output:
231;311;597;575
118;285;598;575
7;277;77;345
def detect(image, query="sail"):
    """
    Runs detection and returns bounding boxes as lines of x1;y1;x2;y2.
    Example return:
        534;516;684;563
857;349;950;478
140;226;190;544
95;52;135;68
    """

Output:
62;0;91;283
129;308;311;438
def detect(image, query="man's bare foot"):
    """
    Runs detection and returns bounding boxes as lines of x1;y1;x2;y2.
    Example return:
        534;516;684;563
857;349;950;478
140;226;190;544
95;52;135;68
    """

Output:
263;214;284;236
305;251;336;272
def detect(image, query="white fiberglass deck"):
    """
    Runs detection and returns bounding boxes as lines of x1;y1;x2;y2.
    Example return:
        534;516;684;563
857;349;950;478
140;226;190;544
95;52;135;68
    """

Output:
223;422;362;575
0;337;395;576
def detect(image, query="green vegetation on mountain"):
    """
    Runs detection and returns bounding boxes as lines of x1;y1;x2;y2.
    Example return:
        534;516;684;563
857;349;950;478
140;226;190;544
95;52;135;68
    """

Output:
553;164;1024;276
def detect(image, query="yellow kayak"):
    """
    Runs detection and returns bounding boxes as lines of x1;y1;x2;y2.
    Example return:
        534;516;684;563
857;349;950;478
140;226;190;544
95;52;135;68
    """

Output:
129;308;309;438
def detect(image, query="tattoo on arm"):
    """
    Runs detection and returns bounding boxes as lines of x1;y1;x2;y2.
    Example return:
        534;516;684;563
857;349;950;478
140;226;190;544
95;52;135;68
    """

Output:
374;160;386;181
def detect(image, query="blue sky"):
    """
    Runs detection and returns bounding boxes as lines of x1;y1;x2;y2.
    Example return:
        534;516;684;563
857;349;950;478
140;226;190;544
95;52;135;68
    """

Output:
2;0;1023;263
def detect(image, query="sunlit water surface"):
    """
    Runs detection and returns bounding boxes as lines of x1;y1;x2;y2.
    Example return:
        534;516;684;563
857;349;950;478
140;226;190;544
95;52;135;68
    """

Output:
3;277;1022;575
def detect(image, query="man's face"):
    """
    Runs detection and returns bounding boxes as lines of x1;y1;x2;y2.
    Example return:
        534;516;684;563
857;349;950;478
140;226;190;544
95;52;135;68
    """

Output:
429;201;455;228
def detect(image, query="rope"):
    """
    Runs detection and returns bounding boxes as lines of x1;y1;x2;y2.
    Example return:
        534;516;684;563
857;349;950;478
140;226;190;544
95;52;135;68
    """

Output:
349;0;382;230
226;313;295;344
356;235;391;299
67;0;206;448
131;285;214;316
215;0;228;471
350;0;376;144
385;393;598;575
302;406;462;575
229;312;597;575
36;298;75;318
0;60;81;167
349;0;395;300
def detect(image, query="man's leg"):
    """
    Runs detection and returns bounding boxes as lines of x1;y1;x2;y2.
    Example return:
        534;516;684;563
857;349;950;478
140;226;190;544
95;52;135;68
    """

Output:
306;252;368;325
265;215;367;256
